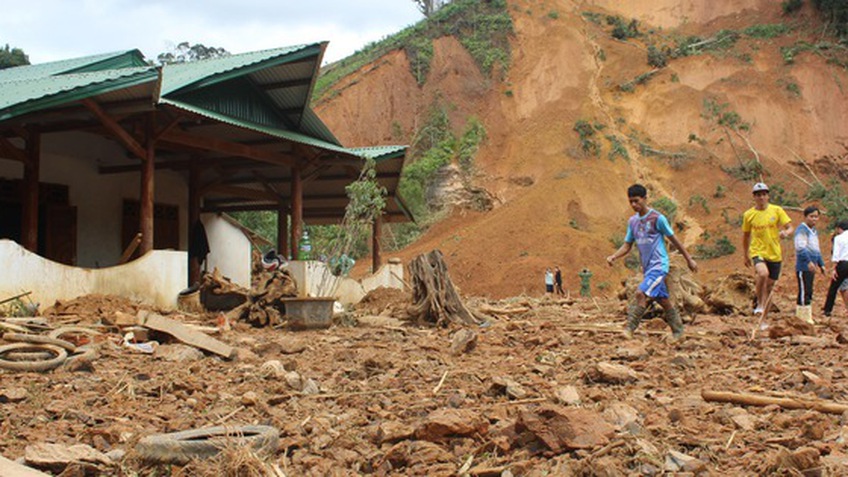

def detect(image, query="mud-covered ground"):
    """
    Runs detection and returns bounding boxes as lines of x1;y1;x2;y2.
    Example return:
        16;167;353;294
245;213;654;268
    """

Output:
2;290;848;476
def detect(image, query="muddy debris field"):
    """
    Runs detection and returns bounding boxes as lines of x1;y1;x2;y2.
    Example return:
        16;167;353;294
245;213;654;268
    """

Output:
2;289;848;476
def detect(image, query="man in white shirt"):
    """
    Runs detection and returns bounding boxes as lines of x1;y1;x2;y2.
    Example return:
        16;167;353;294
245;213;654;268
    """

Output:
823;220;848;316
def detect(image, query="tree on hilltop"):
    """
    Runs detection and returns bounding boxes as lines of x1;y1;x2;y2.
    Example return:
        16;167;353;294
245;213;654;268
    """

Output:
156;41;229;65
0;44;30;69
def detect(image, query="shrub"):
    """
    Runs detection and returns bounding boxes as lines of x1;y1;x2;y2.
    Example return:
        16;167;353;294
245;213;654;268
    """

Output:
573;120;600;156
650;196;678;223
695;235;736;259
647;45;668;67
782;0;803;14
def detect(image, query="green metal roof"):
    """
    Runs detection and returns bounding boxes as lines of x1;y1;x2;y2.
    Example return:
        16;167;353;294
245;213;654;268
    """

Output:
348;145;408;161
0;67;157;121
159;43;322;96
0;50;145;82
160;98;356;156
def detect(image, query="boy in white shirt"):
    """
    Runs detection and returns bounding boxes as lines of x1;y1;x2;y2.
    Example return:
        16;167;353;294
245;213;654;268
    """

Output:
823;220;848;317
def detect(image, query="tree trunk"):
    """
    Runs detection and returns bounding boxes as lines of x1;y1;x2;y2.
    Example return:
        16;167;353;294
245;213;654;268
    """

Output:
407;250;485;326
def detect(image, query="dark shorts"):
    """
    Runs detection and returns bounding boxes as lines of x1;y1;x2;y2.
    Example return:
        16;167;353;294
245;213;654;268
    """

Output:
546;284;554;293
752;257;782;280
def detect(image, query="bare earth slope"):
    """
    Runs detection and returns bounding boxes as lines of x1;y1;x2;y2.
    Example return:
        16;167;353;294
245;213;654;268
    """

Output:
315;0;848;300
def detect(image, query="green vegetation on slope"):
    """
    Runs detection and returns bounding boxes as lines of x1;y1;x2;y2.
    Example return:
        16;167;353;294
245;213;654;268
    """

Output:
314;0;513;98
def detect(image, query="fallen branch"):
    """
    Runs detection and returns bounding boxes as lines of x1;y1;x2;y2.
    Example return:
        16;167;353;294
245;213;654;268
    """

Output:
0;291;32;306
702;390;848;415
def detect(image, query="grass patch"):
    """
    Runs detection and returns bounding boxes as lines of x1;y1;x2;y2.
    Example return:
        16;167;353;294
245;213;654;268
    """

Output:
650;196;678;223
574;120;600;157
695;234;736;259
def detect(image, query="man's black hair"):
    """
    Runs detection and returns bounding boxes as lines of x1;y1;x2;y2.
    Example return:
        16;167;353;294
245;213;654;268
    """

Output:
627;184;647;198
838;220;848;231
803;206;820;217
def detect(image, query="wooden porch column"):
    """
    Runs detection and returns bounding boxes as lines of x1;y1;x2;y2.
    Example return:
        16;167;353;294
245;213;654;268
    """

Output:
188;162;201;284
21;130;40;252
372;214;382;273
139;114;156;255
290;166;302;259
277;204;288;259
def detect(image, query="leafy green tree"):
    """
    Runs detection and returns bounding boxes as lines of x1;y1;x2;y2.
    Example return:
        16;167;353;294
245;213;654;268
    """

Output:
0;44;30;69
156;42;229;64
813;0;848;36
413;0;449;17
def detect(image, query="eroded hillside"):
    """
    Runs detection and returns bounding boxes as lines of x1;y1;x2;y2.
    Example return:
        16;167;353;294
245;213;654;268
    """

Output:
315;0;848;299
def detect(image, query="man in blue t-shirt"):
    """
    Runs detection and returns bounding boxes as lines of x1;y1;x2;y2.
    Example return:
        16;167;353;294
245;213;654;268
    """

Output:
606;184;698;341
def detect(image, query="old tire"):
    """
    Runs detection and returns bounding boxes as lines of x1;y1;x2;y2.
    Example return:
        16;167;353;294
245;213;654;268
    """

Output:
135;425;279;465
47;326;102;344
0;343;68;372
3;332;78;352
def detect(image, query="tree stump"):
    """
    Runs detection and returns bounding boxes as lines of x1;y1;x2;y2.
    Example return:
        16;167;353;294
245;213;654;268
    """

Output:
407;250;485;327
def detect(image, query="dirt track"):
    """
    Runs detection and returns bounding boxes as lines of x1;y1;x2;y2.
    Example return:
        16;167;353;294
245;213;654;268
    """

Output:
3;291;848;475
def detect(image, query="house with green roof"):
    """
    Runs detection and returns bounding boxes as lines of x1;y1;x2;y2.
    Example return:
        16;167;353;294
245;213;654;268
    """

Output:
0;45;409;307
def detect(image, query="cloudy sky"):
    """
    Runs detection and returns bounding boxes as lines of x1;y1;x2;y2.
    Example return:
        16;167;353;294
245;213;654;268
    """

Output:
2;1;424;65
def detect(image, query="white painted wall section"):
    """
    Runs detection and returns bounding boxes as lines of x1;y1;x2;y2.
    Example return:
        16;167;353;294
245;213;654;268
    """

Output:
0;240;186;309
201;213;252;288
287;260;404;305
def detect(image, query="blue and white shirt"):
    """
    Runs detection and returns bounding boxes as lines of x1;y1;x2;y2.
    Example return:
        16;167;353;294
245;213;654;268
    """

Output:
794;222;824;272
625;208;674;274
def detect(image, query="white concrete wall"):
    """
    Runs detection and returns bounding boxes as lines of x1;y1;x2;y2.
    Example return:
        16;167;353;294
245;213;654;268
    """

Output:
201;213;252;288
0;239;186;309
287;260;404;305
0;131;188;268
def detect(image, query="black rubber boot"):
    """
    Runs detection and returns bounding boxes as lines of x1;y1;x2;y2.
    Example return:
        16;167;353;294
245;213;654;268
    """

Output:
665;307;684;341
625;303;646;338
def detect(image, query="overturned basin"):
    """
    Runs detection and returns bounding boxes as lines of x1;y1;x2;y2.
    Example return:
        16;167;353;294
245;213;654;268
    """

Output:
279;297;335;330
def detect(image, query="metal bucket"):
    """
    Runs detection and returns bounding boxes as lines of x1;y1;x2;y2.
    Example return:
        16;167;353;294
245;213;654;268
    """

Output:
279;297;335;330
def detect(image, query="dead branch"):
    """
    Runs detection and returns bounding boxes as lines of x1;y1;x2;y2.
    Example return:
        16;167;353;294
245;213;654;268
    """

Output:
702;390;848;414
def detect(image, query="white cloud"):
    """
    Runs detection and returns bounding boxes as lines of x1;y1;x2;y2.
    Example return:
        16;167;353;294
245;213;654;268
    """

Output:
1;0;422;64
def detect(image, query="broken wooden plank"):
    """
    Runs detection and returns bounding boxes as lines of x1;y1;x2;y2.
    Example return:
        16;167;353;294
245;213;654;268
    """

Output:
138;311;235;360
702;390;848;415
0;455;51;477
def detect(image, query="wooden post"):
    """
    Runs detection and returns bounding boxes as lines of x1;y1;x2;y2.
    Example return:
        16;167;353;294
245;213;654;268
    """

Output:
372;214;382;273
290;166;302;260
277;204;288;259
188;161;201;284
139;113;156;255
21;130;40;252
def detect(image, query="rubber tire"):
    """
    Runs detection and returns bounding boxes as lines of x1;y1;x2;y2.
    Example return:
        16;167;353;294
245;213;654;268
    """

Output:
0;343;68;372
47;326;102;342
135;425;279;465
3;332;78;352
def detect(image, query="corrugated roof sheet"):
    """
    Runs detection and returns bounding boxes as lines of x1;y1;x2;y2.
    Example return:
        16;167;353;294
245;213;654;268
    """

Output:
0;67;157;121
0;50;144;82
160;98;356;156
348;145;408;161
159;44;321;96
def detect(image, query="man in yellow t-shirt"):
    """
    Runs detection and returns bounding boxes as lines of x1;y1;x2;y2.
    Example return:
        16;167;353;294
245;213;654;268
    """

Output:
742;182;793;316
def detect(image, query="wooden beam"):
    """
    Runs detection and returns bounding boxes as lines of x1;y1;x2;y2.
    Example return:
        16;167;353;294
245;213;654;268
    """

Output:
372;214;382;273
189;162;202;285
260;77;313;90
277;205;288;259
204;184;280;202
139;113;156;255
21;130;40;251
0;136;27;163
99;159;190;174
290;166;303;259
159;129;295;167
81;98;147;160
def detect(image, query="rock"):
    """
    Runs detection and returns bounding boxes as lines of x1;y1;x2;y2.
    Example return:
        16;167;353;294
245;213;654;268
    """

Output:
284;371;303;390
301;378;320;395
726;408;757;431
489;377;528;400
584;362;639;384
241;391;259;406
279;338;308;355
25;443;111;470
154;343;204;362
516;405;615;453
614;343;649;360
259;360;287;378
554;385;581;406
105;449;125;463
769;316;817;339
0;387;27;403
603;402;641;430
450;328;477;355
665;449;707;473
415;409;489;442
378;421;416;444
773;447;821;476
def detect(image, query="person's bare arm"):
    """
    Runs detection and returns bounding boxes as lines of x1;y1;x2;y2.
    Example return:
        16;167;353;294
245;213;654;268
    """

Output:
779;222;794;239
742;231;751;267
667;234;698;272
606;242;632;266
